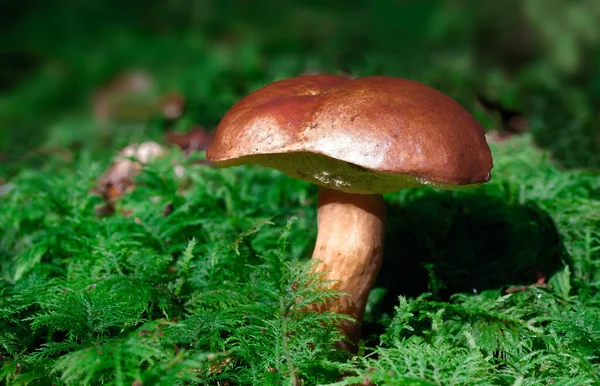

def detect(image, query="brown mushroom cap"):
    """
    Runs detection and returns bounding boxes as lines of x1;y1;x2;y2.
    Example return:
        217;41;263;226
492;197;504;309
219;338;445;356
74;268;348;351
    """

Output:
207;75;493;194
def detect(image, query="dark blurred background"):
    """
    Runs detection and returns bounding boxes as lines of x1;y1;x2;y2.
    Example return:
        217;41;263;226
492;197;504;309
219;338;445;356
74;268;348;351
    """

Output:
1;0;599;177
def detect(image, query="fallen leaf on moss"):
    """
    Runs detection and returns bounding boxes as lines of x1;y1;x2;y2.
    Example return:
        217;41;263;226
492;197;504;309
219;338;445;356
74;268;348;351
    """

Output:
164;126;214;153
92;141;165;215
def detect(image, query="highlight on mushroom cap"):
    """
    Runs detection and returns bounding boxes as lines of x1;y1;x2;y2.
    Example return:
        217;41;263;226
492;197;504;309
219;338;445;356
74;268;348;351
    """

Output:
207;75;493;193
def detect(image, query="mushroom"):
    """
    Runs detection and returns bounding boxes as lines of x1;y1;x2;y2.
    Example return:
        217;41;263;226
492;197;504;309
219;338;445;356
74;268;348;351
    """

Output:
206;75;493;351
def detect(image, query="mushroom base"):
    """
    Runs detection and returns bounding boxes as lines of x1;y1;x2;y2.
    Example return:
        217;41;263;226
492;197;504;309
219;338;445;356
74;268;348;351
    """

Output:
310;187;386;352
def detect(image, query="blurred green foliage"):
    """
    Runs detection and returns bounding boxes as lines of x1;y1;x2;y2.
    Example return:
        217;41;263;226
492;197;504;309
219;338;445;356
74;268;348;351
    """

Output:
1;0;599;173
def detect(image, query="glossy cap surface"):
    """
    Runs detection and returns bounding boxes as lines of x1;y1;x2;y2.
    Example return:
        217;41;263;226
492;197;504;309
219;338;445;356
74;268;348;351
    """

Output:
207;75;493;194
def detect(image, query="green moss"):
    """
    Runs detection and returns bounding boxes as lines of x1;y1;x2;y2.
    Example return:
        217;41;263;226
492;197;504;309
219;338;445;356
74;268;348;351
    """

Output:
2;1;600;384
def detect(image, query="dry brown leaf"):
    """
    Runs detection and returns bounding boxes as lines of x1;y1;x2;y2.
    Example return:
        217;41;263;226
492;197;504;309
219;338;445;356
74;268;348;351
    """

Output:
160;92;187;121
164;126;214;152
92;141;165;215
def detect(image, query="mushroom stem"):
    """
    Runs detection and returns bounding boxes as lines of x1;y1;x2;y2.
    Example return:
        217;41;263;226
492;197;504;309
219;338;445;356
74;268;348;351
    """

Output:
311;187;386;351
